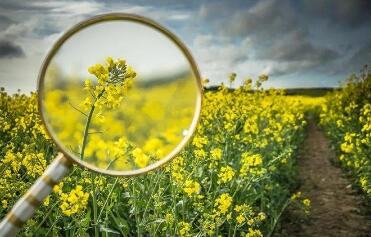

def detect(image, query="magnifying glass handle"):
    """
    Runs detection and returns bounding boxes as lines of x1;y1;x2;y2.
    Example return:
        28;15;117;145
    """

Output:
0;153;72;236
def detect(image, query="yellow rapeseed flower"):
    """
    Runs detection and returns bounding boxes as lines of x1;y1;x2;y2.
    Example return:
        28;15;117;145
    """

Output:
60;185;89;216
132;148;150;168
218;166;235;184
183;179;201;197
178;221;191;237
236;214;245;224
246;228;263;237
215;193;233;215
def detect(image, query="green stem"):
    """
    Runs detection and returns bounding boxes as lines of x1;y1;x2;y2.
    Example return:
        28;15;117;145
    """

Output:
267;198;291;237
35;200;60;233
110;212;126;236
92;190;99;237
97;177;119;220
232;224;237;237
80;89;105;160
80;104;96;160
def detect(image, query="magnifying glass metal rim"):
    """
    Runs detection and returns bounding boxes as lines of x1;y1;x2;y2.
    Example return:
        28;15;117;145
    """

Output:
37;13;203;176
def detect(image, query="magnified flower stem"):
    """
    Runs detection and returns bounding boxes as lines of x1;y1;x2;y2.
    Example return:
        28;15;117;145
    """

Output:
80;89;105;160
79;57;136;161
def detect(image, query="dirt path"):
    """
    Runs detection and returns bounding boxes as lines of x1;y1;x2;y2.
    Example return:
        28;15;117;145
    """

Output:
278;122;371;237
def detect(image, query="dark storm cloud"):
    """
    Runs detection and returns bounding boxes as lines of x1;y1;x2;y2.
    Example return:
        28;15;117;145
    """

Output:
342;40;371;74
226;0;297;39
0;0;55;11
300;0;371;28
0;15;13;30
0;15;12;23
350;41;371;66
0;0;370;91
0;40;25;58
257;30;339;62
219;0;340;76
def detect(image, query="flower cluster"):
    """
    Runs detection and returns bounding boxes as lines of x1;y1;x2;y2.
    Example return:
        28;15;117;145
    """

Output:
218;166;235;184
320;70;371;195
83;57;136;110
60;185;89;216
214;193;233;215
183;179;201;197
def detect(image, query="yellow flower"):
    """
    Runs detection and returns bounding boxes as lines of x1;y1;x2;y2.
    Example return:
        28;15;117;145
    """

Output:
84;79;92;90
194;149;206;159
257;212;266;221
226;212;232;221
290;191;302;200
218;166;235;184
236;214;245;224
340;142;353;153
81;97;92;111
60;185;89;216
132;148;149;168
183;179;201;197
43;196;50;206
240;153;263;177
53;182;64;195
2;200;8;209
246;228;263;237
302;198;311;207
210;148;222;160
165;213;174;223
234;204;251;214
234;205;243;212
143;138;164;158
242;153;263;166
178;221;191;237
360;177;367;188
192;136;208;148
247;218;255;226
215;193;233;215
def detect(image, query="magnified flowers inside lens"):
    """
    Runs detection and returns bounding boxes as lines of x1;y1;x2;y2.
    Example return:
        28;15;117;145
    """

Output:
43;54;197;172
79;57;137;161
82;57;136;111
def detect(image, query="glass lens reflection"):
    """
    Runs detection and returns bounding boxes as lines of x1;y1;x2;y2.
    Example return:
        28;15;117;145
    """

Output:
41;21;198;172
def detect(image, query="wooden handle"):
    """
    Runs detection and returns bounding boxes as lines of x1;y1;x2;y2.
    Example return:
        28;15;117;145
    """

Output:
0;153;72;236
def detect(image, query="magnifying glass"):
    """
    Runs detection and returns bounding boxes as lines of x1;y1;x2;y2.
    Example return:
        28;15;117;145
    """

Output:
0;13;202;236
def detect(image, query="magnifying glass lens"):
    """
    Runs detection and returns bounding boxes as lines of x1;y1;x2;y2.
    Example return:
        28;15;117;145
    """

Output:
40;20;200;173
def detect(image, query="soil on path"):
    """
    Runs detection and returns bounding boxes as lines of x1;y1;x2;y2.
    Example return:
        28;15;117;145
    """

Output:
277;122;371;237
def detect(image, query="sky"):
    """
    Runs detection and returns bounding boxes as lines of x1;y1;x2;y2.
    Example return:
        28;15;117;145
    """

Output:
49;21;190;80
0;0;370;93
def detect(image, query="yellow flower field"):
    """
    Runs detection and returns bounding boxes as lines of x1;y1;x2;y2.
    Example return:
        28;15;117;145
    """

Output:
320;71;371;196
0;69;313;236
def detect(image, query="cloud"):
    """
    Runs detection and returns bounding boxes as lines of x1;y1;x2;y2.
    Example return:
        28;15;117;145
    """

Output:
256;30;339;62
0;15;13;31
0;40;25;58
226;0;297;39
1;18;39;39
33;1;103;16
193;35;248;64
350;41;371;66
218;0;341;76
300;0;371;28
0;0;369;91
192;34;250;83
0;0;198;93
340;40;371;74
0;0;44;11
